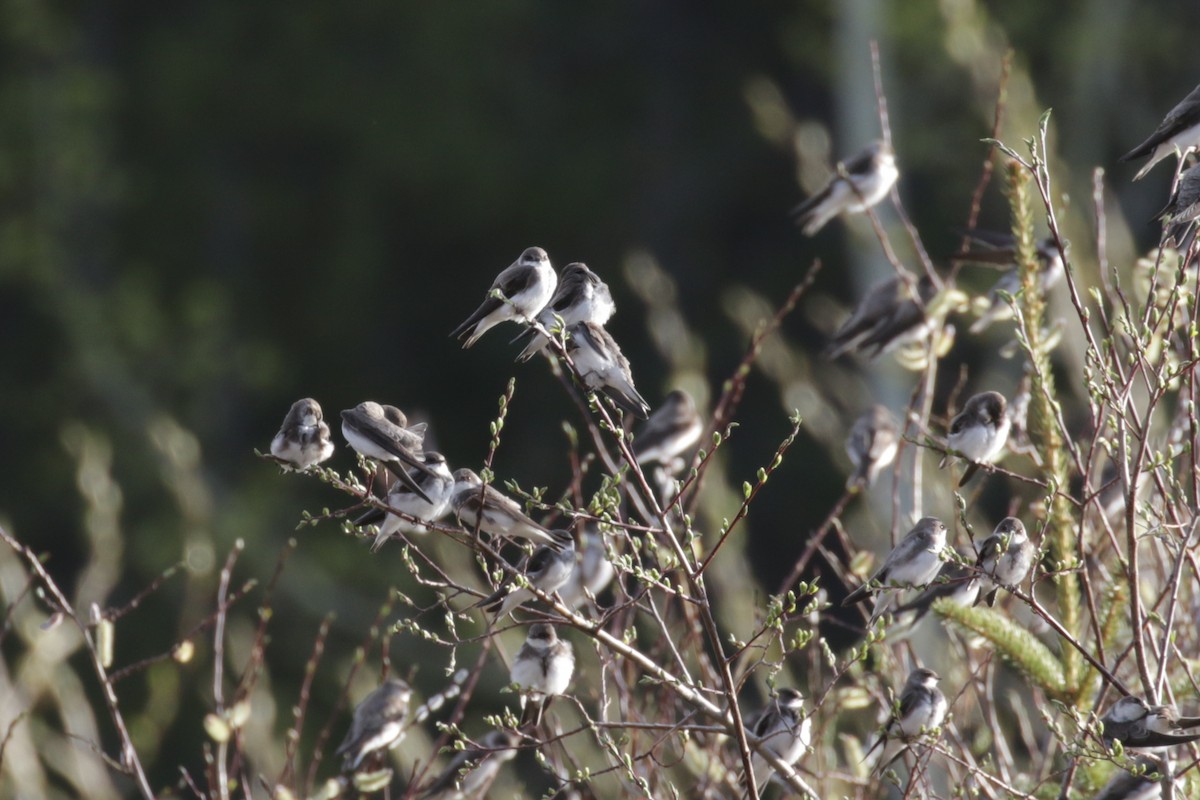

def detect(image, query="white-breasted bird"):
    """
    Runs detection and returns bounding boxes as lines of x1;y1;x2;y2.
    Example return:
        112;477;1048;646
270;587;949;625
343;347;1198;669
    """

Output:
1121;83;1200;181
864;667;948;772
510;623;575;729
449;468;557;548
515;262;615;362
341;402;437;502
845;405;900;489
556;524;616;610
1101;696;1200;749
791;139;899;236
565;321;650;419
476;529;576;618
941;391;1010;486
336;678;413;771
975;517;1036;607
824;275;938;360
355;452;455;552
270;398;335;470
633;389;704;470
747;687;811;789
843;517;948;624
950;230;1065;334
451;247;557;348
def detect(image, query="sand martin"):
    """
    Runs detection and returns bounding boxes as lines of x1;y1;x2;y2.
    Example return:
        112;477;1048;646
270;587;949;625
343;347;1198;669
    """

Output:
269;398;335;470
1093;755;1165;800
451;247;557;347
556;524;616;610
449;468;558;548
632;389;704;472
514;262;615;362
1121;83;1200;180
843;517;948;611
341;402;437;502
975;517;1036;607
864;667;948;771
941;391;1010;486
510;623;575;729
791;139;899;236
477;529;575;618
824;275;938;359
890;556;981;632
355;452;455;552
336;677;413;771
747;687;811;789
1102;696;1200;749
1159;162;1200;248
845;405;900;489
951;230;1065;333
417;730;519;800
565;321;650;419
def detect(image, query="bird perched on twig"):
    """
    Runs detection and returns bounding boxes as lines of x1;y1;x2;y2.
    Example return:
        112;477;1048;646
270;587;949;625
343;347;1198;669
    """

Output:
556;524;616;611
975;517;1036;607
941;391;1010;486
565;321;650;419
417;731;519;799
864;667;948;773
476;529;575;618
843;517;948;625
341;402;437;502
1101;696;1200;749
451;247;557;348
449;468;558;548
791;139;899;235
633;389;704;470
510;623;575;729
1158;163;1200;251
950;229;1064;334
1120;83;1200;181
747;688;811;790
336;678;413;771
824;275;938;359
353;452;455;552
845;405;899;489
889;556;980;635
269;398;335;470
514;262;615;362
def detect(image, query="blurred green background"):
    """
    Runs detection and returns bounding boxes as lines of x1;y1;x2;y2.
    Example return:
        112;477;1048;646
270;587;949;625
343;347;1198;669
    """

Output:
2;0;1199;796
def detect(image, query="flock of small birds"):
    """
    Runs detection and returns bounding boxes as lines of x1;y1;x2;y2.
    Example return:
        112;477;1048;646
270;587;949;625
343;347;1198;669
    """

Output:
262;81;1200;798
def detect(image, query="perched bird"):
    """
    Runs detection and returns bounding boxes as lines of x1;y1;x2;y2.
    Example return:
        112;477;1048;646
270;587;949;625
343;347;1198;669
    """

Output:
791;139;899;236
336;678;412;771
451;247;557;348
975;517;1037;607
1159;162;1200;249
417;730;519;800
514;262;615;362
941;391;1011;486
632;389;704;470
565;321;650;419
1092;755;1165;800
843;517;948;609
747;688;811;789
510;623;575;728
824;275;938;360
1101;696;1200;749
449;468;558;548
890;557;981;633
354;452;455;552
864;667;948;771
341;402;436;502
477;529;576;618
555;524;615;610
951;230;1065;333
1121;83;1200;180
845;405;900;489
269;398;335;470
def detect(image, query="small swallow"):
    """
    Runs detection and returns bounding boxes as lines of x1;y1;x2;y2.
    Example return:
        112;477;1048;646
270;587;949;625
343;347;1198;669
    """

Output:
941;391;1011;486
341;402;437;502
451;247;557;348
748;688;811;789
417;730;519;800
843;517;948;608
951;230;1065;333
565;321;650;419
1101;696;1200;749
336;677;412;771
555;524;615;610
975;517;1036;606
632;389;704;470
791;139;899;236
891;556;981;631
1092;755;1165;800
477;529;576;618
845;405;900;489
824;275;938;359
863;667;948;770
269;398;335;470
449;468;558;548
510;623;575;729
354;452;455;552
514;262;615;362
1121;83;1200;180
1159;163;1200;248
